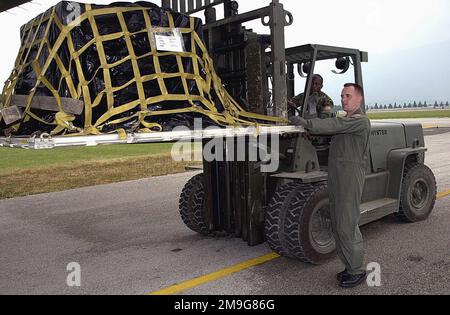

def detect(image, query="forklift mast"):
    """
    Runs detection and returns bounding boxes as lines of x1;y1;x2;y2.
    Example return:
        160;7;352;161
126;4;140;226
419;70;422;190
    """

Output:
160;0;296;244
161;0;292;119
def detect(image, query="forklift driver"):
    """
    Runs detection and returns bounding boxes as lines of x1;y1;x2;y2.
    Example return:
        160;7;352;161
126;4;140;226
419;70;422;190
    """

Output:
288;74;334;119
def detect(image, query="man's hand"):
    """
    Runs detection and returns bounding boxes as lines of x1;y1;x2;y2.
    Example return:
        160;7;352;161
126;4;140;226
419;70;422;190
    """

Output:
289;116;306;126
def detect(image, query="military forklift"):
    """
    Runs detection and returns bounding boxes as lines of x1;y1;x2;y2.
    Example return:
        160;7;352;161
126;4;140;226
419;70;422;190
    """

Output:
168;0;437;264
0;0;436;265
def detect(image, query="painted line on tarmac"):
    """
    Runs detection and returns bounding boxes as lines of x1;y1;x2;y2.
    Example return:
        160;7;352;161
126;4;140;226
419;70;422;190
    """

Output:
148;252;280;295
437;190;450;199
423;125;442;129
423;125;450;129
423;125;434;129
148;190;450;295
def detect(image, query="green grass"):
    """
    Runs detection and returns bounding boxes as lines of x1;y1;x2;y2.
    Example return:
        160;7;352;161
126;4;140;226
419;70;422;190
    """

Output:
0;142;202;199
367;110;450;120
0;154;200;200
0;143;175;172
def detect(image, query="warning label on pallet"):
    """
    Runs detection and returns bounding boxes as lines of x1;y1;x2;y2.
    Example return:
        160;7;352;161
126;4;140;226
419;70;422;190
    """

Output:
154;30;185;52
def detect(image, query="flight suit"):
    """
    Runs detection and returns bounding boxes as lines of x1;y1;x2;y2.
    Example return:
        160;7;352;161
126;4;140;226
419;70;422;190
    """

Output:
292;114;371;275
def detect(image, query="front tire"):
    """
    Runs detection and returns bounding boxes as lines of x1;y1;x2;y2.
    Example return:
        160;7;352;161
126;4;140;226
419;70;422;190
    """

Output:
265;182;335;264
398;164;437;222
179;174;209;235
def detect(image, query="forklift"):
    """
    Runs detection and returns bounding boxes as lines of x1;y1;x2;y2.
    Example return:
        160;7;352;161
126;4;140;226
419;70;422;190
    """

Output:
0;0;436;265
169;0;437;264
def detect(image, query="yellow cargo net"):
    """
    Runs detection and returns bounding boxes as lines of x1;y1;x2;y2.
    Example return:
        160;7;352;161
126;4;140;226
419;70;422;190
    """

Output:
1;3;286;136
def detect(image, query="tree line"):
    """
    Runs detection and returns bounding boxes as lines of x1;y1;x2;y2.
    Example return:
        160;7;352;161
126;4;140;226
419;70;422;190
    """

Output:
334;101;450;111
367;101;450;111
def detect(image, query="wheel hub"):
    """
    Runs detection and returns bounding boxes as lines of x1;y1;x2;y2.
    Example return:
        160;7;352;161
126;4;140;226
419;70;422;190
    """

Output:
411;179;428;209
310;202;335;254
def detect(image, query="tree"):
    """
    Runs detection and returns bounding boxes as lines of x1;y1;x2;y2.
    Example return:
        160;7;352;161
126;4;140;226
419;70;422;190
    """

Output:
413;101;417;108
434;101;439;108
446;101;449;107
388;104;393;109
408;103;412;108
418;102;423;108
374;104;379;110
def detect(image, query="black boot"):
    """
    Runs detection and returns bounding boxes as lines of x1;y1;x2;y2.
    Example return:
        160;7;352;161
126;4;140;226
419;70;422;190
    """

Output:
339;272;367;288
336;270;349;282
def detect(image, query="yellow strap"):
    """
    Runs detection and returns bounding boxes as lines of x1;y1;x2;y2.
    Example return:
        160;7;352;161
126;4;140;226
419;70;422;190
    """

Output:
52;111;77;135
115;128;127;140
143;10;168;96
86;4;114;111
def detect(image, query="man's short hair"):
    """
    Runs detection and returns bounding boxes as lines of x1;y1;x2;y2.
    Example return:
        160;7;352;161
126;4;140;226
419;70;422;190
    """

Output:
344;83;364;96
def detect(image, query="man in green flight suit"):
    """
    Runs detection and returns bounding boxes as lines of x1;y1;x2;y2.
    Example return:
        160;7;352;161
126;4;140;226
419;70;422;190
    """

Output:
289;74;334;119
290;83;371;288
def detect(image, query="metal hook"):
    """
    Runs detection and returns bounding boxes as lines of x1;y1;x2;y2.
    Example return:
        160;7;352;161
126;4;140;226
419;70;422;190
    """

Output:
261;15;271;27
40;132;51;140
284;11;293;26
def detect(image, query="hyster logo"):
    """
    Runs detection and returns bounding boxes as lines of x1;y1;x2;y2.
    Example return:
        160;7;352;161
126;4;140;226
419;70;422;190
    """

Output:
371;130;388;137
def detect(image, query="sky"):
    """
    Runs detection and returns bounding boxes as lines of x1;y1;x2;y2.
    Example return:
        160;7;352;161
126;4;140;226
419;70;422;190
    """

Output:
1;0;449;104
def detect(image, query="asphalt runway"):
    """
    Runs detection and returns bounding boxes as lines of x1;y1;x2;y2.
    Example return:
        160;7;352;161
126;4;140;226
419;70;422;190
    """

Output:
0;129;449;295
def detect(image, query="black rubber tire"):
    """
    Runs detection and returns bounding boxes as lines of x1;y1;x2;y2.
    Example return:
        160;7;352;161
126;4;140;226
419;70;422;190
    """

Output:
179;174;209;235
265;182;335;264
265;182;300;258
398;164;437;223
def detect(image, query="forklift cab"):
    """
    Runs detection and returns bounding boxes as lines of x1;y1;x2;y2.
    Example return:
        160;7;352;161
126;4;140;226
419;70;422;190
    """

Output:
281;44;369;166
285;44;369;119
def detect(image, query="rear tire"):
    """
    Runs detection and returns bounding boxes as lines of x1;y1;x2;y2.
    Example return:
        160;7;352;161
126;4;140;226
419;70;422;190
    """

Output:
265;182;335;264
179;174;209;235
398;164;436;222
